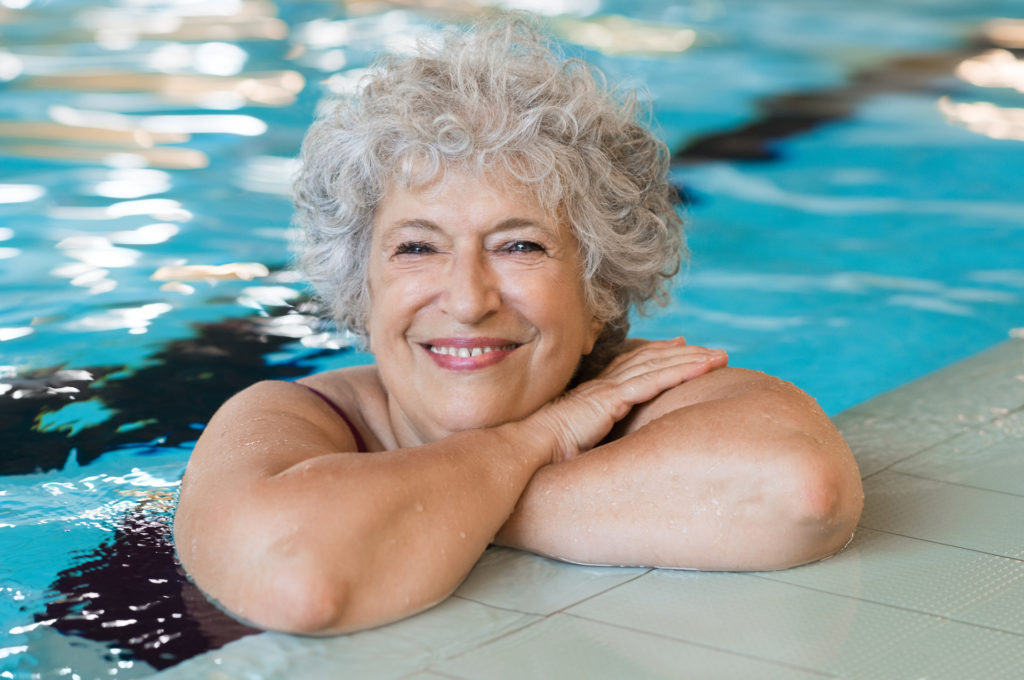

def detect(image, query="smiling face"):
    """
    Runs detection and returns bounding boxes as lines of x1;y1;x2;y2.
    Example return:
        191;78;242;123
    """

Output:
366;172;603;446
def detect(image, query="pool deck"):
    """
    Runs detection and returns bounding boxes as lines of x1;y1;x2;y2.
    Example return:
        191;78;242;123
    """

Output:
153;338;1024;679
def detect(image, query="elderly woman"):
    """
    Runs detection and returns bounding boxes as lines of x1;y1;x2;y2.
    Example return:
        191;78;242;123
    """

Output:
174;15;863;635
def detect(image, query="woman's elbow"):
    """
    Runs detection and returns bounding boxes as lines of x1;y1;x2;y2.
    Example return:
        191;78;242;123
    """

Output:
176;521;353;636
245;561;352;635
782;442;864;566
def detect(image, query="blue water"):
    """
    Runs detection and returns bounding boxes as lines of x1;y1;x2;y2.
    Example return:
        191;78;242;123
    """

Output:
2;0;1023;676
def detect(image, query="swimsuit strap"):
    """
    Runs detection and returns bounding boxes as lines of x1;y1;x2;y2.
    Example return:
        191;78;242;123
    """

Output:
297;383;368;453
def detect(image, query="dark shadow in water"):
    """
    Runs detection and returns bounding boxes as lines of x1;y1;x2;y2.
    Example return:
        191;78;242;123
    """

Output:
7;312;341;667
673;37;1020;163
40;506;260;670
2;317;317;476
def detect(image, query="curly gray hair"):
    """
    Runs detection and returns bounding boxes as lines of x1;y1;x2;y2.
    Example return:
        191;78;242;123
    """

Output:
293;13;685;380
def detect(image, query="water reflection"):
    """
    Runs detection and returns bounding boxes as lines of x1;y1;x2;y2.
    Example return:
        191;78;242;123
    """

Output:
938;96;1024;142
82;0;288;45
0;119;187;146
66;302;174;333
5;142;208;169
109;222;180;245
47;198;191;221
147;41;249;76
956;49;1024;92
26;70;304;108
0;183;44;203
550;15;695;56
151;262;269;281
341;0;600;16
91;169;172;199
0;327;34;341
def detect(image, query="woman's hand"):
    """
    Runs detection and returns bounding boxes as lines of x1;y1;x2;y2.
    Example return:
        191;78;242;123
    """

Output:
530;337;728;461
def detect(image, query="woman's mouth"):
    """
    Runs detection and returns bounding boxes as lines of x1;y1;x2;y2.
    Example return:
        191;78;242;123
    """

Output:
422;339;521;369
427;343;518;358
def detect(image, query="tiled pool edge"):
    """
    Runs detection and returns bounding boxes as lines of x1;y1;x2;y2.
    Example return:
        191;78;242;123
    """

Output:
833;337;1024;479
147;338;1024;679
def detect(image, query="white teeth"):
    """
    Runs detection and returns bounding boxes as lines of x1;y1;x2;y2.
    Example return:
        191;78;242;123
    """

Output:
429;344;514;357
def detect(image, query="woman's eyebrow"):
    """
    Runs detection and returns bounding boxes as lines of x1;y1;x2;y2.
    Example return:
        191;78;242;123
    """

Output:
492;217;546;232
389;218;440;233
386;217;556;236
490;218;560;240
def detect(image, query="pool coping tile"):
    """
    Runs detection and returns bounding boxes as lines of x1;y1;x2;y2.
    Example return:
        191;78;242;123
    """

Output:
148;596;538;680
432;612;834;680
888;408;1024;495
859;470;1024;560
452;545;649;615
564;569;948;677
759;527;1024;635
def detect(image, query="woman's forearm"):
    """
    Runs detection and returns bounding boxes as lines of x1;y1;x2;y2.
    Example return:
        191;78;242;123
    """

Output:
174;385;555;635
495;368;864;570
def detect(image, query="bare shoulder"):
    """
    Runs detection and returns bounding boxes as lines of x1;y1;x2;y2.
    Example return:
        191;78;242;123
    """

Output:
188;368;380;478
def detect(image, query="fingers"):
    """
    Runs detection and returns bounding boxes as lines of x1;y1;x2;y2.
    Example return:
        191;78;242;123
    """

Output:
572;342;724;417
600;339;726;382
531;338;727;461
587;340;728;413
604;352;724;410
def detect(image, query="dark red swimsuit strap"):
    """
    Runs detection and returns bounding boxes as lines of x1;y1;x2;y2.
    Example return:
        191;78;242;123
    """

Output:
297;383;368;452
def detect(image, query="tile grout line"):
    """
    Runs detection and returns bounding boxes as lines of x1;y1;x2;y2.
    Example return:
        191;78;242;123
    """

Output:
429;570;656;673
421;610;549;674
878;469;1024;500
541;568;655;619
448;593;535;616
559;611;839;678
747;572;1024;639
852;525;1024;564
856;427;975;481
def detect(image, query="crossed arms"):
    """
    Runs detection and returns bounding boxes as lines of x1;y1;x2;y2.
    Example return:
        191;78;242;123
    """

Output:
173;339;863;634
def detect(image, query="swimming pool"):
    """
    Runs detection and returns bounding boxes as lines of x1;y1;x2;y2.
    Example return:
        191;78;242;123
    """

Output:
2;0;1022;676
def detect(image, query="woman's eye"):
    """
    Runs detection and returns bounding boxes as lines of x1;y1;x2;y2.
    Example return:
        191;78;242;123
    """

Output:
394;241;436;256
502;240;546;254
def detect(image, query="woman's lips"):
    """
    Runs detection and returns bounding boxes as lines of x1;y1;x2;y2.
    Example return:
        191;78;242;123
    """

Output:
421;337;520;370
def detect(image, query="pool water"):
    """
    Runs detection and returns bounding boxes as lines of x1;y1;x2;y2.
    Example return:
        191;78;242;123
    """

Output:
2;0;1022;676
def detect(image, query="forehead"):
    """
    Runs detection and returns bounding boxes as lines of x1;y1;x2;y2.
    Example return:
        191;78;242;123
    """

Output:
374;170;566;237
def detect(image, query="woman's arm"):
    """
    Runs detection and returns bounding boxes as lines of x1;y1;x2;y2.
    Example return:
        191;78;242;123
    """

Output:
174;379;551;635
173;343;722;635
495;350;864;571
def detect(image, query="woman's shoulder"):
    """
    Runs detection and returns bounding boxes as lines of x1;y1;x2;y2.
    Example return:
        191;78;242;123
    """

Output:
297;365;388;451
211;366;386;452
229;366;378;408
297;365;385;413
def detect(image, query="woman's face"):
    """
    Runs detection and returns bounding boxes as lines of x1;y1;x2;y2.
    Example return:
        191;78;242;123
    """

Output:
367;172;603;445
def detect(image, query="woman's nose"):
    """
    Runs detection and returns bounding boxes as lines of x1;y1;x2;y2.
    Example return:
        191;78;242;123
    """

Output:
439;250;501;324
